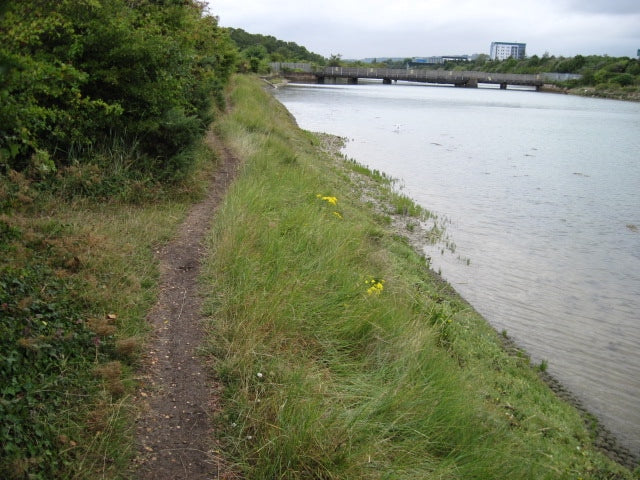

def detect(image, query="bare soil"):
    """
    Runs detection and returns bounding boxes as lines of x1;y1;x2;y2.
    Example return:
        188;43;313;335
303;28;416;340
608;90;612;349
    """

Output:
132;130;241;479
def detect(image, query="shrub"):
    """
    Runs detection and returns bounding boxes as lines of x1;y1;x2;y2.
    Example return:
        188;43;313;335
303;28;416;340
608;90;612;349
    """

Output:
0;0;237;182
612;73;636;87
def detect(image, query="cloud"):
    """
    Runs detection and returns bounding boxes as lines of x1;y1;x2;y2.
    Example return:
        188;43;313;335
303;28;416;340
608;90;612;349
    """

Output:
559;0;640;15
207;0;640;58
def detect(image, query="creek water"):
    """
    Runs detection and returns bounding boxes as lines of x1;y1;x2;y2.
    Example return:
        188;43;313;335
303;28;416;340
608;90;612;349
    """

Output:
273;81;640;455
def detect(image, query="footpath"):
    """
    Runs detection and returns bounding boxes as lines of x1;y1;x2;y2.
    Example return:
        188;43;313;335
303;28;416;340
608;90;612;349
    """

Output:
133;131;241;479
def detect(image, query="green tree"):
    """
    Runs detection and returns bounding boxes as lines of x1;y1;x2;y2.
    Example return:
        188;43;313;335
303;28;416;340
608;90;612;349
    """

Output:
227;28;325;65
612;73;635;86
244;44;269;73
328;54;342;67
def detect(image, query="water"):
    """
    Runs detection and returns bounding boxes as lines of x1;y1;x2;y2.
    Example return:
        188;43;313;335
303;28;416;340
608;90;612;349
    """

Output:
273;82;640;454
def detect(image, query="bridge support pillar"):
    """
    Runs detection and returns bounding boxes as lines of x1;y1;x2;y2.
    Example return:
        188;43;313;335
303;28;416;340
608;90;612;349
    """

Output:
316;76;325;84
348;77;358;85
500;83;507;90
382;78;392;84
466;78;478;88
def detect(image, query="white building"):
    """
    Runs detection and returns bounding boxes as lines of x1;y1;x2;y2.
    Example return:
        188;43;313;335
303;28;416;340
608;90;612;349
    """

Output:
490;42;526;60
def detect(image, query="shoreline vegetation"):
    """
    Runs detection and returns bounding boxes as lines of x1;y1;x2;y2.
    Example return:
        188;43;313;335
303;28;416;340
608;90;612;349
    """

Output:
201;75;639;477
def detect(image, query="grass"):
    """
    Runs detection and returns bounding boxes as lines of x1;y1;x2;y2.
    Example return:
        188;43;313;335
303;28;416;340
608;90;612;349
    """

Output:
201;76;637;479
0;139;219;478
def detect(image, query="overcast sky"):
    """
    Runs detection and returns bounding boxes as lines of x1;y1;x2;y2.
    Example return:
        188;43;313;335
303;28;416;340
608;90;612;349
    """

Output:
204;0;640;59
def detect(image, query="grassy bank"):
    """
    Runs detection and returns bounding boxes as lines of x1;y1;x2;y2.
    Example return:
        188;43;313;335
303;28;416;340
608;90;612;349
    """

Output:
0;144;218;478
202;76;637;479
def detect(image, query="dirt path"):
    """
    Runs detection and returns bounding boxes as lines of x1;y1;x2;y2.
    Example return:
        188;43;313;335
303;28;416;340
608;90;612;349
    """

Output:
133;131;240;479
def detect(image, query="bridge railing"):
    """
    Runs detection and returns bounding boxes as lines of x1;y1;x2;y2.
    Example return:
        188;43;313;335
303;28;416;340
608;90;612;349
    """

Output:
317;67;543;86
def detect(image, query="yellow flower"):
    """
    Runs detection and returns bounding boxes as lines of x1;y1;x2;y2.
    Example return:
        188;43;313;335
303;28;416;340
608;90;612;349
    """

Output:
318;195;338;206
333;211;343;219
365;278;384;295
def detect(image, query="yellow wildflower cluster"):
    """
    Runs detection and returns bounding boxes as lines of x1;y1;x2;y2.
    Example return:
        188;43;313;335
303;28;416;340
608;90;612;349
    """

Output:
317;194;342;219
317;194;338;206
365;278;385;295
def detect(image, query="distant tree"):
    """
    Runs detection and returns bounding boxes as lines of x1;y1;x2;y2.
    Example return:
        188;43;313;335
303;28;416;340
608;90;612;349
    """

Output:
227;28;326;65
612;73;635;86
626;61;640;75
242;44;269;72
328;54;342;67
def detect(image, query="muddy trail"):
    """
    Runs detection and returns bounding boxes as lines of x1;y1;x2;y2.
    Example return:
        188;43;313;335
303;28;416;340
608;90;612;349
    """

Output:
133;131;241;479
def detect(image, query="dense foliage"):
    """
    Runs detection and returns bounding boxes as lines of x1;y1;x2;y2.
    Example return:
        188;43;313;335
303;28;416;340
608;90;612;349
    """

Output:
228;28;325;73
1;1;236;477
0;0;237;181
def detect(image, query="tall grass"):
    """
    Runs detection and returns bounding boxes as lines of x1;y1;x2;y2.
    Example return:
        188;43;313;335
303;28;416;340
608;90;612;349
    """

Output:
202;76;635;479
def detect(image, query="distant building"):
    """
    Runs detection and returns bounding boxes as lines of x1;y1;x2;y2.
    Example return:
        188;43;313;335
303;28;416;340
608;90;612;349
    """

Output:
490;42;526;60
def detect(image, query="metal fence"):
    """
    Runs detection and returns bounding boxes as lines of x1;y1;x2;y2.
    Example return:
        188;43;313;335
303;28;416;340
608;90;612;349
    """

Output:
270;62;312;73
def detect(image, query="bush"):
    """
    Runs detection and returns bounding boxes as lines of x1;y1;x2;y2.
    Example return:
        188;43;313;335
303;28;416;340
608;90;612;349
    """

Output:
0;0;237;182
612;73;636;87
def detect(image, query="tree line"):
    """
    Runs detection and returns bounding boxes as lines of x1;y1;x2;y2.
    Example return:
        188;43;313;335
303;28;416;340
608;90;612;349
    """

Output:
449;54;640;89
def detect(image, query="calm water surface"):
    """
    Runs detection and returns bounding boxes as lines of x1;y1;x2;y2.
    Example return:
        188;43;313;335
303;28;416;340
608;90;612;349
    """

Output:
273;82;640;454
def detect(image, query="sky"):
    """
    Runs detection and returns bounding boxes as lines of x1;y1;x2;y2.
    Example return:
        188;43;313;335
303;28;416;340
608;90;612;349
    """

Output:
204;0;640;59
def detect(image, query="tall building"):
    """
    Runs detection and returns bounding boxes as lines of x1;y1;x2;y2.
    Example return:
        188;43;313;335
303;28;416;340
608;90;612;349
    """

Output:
490;42;526;60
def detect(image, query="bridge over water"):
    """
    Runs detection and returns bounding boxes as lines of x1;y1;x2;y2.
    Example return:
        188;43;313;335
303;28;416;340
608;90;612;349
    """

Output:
285;66;545;90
